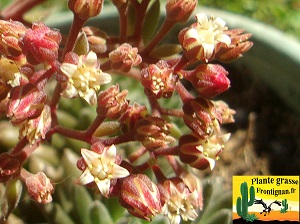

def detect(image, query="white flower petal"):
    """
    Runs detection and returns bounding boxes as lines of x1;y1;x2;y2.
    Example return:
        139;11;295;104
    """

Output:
78;169;95;185
81;148;100;164
95;178;111;197
112;165;130;178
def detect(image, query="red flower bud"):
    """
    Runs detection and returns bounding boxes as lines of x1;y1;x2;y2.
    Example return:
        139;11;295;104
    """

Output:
68;0;104;20
25;172;54;204
133;115;175;150
184;64;230;99
0;20;27;57
119;174;162;221
7;83;46;125
182;97;222;138
216;29;253;62
165;0;198;23
109;43;142;72
21;22;61;65
97;84;129;119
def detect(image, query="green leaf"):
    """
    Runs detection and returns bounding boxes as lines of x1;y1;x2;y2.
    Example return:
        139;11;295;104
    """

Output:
89;201;114;224
0;179;22;221
74;185;93;224
149;44;182;58
204;208;232;224
73;31;89;55
44;203;76;224
142;0;160;45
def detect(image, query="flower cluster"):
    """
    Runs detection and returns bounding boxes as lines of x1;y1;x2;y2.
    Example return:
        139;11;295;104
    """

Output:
0;0;252;223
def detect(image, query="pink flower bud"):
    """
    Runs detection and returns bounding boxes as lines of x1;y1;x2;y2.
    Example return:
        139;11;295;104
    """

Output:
0;20;27;57
216;29;253;62
119;103;148;133
119;174;162;221
109;43;142;72
21;22;61;65
165;0;198;23
184;64;230;98
182;97;222;138
68;0;104;20
97;84;129;119
133;115;175;150
7;83;47;125
25;172;54;204
141;60;178;99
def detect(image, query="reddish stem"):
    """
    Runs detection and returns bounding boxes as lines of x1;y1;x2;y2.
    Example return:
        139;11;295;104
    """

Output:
153;145;180;156
62;15;86;58
85;115;105;137
117;6;128;43
175;82;194;103
141;19;176;55
0;0;45;23
127;147;147;163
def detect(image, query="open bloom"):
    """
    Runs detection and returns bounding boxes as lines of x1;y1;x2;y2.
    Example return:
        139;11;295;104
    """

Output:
178;13;231;62
58;51;111;105
158;178;198;224
78;144;129;197
179;132;231;170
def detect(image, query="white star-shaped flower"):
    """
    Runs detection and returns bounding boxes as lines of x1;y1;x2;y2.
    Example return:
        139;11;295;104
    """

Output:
78;144;129;197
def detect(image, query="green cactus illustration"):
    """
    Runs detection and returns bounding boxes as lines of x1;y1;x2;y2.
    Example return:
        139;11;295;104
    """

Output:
236;182;255;220
280;199;288;213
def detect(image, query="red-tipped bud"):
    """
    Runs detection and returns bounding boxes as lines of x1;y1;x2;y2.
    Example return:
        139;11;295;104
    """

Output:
216;29;253;62
119;174;162;221
25;172;54;204
165;0;198;23
182;97;222;138
21;23;62;65
7;83;47;125
184;64;230;99
97;84;129;119
133;115;175;150
68;0;104;20
179;133;230;170
141;60;178;99
0;20;27;57
109;43;142;72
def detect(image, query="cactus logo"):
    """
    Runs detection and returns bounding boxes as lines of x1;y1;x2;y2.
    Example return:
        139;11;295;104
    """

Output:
233;176;299;223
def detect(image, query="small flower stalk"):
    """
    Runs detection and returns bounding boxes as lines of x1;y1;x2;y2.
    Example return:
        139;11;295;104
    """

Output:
0;0;252;223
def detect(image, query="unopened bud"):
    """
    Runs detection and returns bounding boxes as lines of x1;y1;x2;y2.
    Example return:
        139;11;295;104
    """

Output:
165;0;198;23
68;0;104;20
119;174;162;221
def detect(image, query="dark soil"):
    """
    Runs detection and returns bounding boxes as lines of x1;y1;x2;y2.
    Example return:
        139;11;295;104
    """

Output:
202;63;300;189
